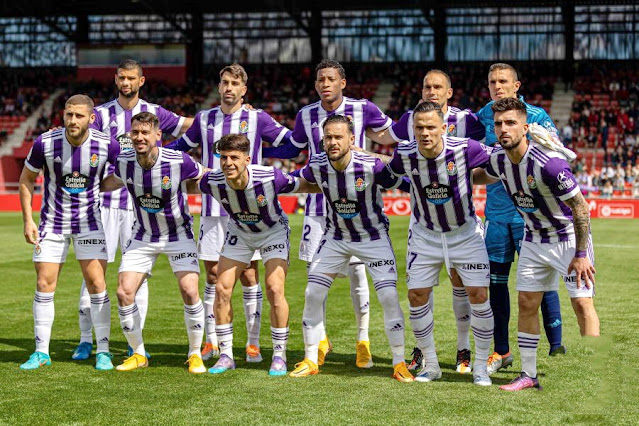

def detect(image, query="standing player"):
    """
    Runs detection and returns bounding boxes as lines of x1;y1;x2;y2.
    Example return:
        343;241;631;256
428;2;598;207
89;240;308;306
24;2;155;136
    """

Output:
477;63;564;374
289;115;412;382
265;60;395;369
385;101;494;386
100;112;206;373
19;94;119;370
476;98;599;390
388;69;486;373
199;134;318;376
166;64;292;363
71;59;193;361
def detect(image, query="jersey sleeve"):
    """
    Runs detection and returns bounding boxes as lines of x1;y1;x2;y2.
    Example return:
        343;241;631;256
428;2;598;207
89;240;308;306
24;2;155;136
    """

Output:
181;153;204;181
389;111;410;142
107;137;121;165
177;112;202;149
484;156;499;179
90;108;102;131
299;163;316;183
258;111;291;147
199;171;213;195
373;157;401;189
157;106;186;137
387;148;406;176
466;139;492;169
464;111;486;142
25;136;45;172
273;168;300;193
290;111;308;149
113;157;124;182
364;100;393;132
541;157;581;200
263;142;303;159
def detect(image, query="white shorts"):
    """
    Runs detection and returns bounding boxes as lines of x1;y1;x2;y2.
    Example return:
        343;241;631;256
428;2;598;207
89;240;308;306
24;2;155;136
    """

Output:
198;216;260;262
516;236;595;298
220;223;290;265
119;237;200;276
406;220;490;290
33;230;108;263
309;236;397;283
101;207;135;263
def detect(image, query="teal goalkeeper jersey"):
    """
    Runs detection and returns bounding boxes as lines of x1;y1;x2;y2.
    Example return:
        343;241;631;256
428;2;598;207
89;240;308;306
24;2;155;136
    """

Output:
477;97;558;223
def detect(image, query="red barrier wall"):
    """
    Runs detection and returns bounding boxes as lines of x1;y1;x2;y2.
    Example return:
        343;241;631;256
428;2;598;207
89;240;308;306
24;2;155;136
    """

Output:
77;66;186;85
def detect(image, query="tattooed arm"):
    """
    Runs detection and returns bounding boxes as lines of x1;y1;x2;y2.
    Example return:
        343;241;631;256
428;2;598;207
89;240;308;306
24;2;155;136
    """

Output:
564;192;596;289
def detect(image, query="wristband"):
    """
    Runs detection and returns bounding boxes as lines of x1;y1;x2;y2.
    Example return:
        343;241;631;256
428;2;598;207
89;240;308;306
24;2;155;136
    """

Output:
575;250;587;258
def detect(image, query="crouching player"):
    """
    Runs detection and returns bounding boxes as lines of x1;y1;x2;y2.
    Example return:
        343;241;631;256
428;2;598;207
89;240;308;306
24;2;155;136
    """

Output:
289;115;412;382
101;111;206;373
199;133;318;376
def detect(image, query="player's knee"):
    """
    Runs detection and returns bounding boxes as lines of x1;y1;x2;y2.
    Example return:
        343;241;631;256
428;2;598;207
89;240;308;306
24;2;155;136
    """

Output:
304;284;328;306
116;285;135;305
265;282;285;302
407;288;429;306
466;286;488;304
571;297;596;319
376;285;398;306
518;292;541;315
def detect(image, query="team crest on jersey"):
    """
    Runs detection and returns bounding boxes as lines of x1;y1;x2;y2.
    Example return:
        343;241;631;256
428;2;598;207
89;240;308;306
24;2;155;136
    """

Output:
527;175;537;189
355;177;367;191
446;161;457;176
34;244;41;255
447;124;457;136
89;154;99;167
161;176;171;190
256;194;268;207
239;120;249;133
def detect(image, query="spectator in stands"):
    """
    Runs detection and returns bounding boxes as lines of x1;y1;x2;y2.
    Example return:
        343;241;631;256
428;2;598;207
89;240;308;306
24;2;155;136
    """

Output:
602;181;614;199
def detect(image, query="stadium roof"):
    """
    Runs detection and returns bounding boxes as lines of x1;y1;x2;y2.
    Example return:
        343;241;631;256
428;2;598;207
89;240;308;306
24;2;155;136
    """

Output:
2;0;638;17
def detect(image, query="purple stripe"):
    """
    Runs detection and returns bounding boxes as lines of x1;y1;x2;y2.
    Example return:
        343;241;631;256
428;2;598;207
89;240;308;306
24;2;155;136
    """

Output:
161;162;179;242
217;184;238;228
471;327;494;339
319;164;341;240
142;168;161;242
40;148;52;233
427;157;450;232
69;144;82;234
353;162;379;240
335;168;360;242
140;103;149;113
248;110;261;161
253;180;277;227
409;152;432;229
86;139;100;231
107;104;118;138
309;107;321;155
124;109;133;130
235;184;261;233
52;138;64;234
445;148;465;227
125;160;144;242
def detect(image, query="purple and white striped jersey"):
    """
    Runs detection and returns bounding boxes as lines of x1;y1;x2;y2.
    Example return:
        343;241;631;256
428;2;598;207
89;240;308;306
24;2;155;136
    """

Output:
387;137;491;233
25;128;120;235
180;106;291;218
300;151;401;242
199;165;298;234
113;147;203;243
92;98;186;211
290;97;393;217
389;106;485;144
484;142;581;244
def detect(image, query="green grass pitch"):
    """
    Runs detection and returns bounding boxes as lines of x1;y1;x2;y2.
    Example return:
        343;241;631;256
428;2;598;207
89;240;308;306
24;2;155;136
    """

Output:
0;212;637;424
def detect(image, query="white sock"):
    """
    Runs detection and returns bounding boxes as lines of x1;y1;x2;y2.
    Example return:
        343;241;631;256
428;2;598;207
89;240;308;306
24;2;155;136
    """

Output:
118;303;145;356
271;326;289;361
349;263;370;342
409;301;437;366
184;300;205;357
452;287;471;351
90;290;111;354
203;283;218;345
242;283;262;347
216;323;234;358
78;280;92;344
518;332;540;378
374;282;405;366
33;291;55;355
135;279;149;330
470;301;494;372
303;274;332;364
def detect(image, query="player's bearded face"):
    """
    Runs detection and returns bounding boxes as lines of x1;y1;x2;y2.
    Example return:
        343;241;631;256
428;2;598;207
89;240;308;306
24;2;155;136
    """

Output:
219;72;247;107
116;68;144;99
488;69;521;101
315;68;346;105
323;123;354;162
494;110;528;150
131;121;161;155
63;104;94;141
413;111;446;157
422;73;452;109
221;150;250;180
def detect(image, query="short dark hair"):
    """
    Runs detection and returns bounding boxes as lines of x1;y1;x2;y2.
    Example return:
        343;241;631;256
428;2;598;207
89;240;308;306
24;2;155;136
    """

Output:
491;97;527;118
131;111;159;129
216;133;250;154
219;63;248;84
425;69;451;88
488;63;518;81
65;94;94;110
413;101;444;121
117;58;143;76
315;60;346;79
322;114;354;134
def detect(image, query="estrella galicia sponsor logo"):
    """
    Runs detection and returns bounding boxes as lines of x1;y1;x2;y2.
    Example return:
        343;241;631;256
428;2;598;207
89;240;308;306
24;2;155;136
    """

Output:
117;133;133;150
333;198;360;219
556;171;575;191
262;243;285;253
459;263;489;270
424;182;451;205
235;211;260;225
368;259;395;268
137;193;165;213
77;238;106;245
62;171;90;193
511;190;538;213
171;252;197;261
